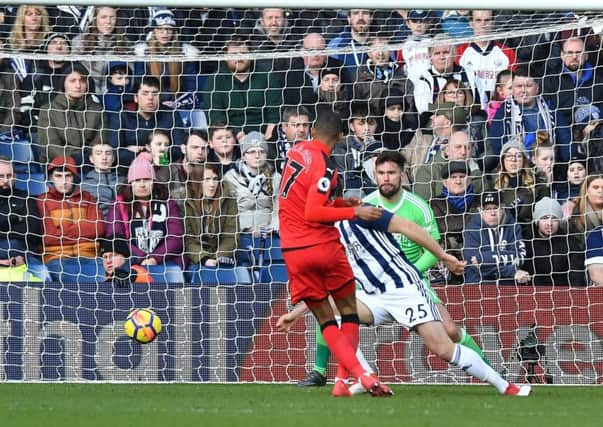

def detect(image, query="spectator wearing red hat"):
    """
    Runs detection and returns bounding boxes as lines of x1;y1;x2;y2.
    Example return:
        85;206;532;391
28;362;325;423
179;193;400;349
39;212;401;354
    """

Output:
37;156;104;265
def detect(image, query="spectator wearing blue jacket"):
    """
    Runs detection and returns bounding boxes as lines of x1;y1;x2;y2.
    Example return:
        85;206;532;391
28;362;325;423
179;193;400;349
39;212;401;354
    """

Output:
108;76;186;169
463;191;530;285
485;66;573;172
327;9;373;78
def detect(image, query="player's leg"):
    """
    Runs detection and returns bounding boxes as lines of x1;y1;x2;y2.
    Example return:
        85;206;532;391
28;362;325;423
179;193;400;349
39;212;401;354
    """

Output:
298;293;373;387
416;321;531;396
425;278;490;365
297;325;328;387
329;292;392;397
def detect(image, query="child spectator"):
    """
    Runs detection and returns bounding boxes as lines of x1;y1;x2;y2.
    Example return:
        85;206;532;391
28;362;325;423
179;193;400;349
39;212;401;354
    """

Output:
463;191;529;285
531;143;555;186
524;197;585;286
184;164;238;267
207;123;239;175
144;129;187;209
223;132;280;237
80;141;125;219
398;10;436;82
486;70;512;124
102;62;135;118
332;102;379;197
379;89;414;150
104;154;186;276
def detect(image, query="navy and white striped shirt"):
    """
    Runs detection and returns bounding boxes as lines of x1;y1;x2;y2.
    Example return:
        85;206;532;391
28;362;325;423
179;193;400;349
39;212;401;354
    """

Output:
336;210;425;295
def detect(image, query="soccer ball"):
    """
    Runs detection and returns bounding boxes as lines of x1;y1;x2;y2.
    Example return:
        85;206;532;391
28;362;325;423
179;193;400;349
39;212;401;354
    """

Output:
124;308;162;344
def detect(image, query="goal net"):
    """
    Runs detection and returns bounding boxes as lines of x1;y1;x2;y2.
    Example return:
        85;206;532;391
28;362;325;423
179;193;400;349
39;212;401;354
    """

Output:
1;5;603;384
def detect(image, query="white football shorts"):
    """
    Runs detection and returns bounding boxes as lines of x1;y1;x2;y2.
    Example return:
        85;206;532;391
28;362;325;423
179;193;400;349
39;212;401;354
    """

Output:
356;281;441;329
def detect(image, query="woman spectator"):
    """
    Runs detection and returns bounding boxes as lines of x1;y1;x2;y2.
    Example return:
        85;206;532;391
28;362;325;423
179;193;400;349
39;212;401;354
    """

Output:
72;6;129;94
223;132;280;236
437;78;487;155
184;164;238;267
430;161;480;284
104;153;186;278
524;197;586;286
8;5;50;53
493;138;549;227
557;154;587;216
37;62;105;164
568;174;603;250
133;9;199;103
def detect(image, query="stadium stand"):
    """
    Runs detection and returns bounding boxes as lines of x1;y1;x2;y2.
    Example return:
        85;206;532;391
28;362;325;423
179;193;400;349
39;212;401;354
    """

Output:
1;5;603;384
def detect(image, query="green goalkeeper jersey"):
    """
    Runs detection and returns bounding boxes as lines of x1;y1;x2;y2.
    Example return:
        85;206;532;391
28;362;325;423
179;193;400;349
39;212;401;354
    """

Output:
364;189;440;274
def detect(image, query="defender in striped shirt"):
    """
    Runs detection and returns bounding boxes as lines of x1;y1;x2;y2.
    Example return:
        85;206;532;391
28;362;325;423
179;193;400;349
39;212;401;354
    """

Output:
278;210;531;397
366;151;491;365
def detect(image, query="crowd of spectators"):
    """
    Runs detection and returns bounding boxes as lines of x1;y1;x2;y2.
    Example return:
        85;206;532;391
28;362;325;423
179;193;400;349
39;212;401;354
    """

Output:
0;6;603;286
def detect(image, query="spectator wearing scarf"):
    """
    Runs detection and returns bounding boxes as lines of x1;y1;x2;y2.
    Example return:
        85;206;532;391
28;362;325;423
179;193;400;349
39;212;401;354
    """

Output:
430;161;481;284
223;132;280;236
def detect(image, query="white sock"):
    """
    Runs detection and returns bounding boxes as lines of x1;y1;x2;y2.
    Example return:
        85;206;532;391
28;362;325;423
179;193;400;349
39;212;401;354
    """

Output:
450;344;509;394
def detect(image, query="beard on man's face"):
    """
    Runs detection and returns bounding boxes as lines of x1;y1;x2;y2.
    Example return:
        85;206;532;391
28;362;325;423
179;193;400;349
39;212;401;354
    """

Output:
378;182;400;199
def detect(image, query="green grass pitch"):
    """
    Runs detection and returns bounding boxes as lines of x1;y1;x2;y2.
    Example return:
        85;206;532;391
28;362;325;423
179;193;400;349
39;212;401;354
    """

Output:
0;384;600;427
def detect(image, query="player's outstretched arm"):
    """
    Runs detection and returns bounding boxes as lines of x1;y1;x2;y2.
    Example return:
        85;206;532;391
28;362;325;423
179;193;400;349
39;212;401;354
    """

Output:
387;215;465;275
276;302;309;333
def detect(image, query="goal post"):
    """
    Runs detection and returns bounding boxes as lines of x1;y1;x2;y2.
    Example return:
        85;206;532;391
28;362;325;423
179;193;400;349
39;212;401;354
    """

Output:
0;4;602;384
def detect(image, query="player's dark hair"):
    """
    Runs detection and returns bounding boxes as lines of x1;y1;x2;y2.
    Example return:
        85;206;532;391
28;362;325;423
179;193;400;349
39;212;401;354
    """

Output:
374;150;406;171
313;110;343;139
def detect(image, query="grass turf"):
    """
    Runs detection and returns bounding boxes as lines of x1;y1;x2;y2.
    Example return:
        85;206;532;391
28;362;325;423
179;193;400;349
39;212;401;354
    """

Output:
0;384;599;427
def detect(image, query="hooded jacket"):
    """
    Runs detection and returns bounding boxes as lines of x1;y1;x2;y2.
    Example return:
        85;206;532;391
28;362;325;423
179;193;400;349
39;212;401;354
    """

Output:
37;92;105;163
37;181;104;263
80;169;125;219
462;209;526;284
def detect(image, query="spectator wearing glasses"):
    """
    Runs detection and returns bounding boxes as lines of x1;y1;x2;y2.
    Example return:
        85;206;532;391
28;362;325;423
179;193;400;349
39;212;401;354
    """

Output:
543;37;603;127
492;138;550;227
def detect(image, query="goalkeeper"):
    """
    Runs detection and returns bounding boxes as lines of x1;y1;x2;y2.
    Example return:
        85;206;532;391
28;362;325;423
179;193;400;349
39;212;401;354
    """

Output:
299;151;490;387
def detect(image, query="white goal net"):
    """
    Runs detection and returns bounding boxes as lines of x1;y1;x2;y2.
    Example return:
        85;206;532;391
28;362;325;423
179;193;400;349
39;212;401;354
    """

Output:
0;5;603;384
